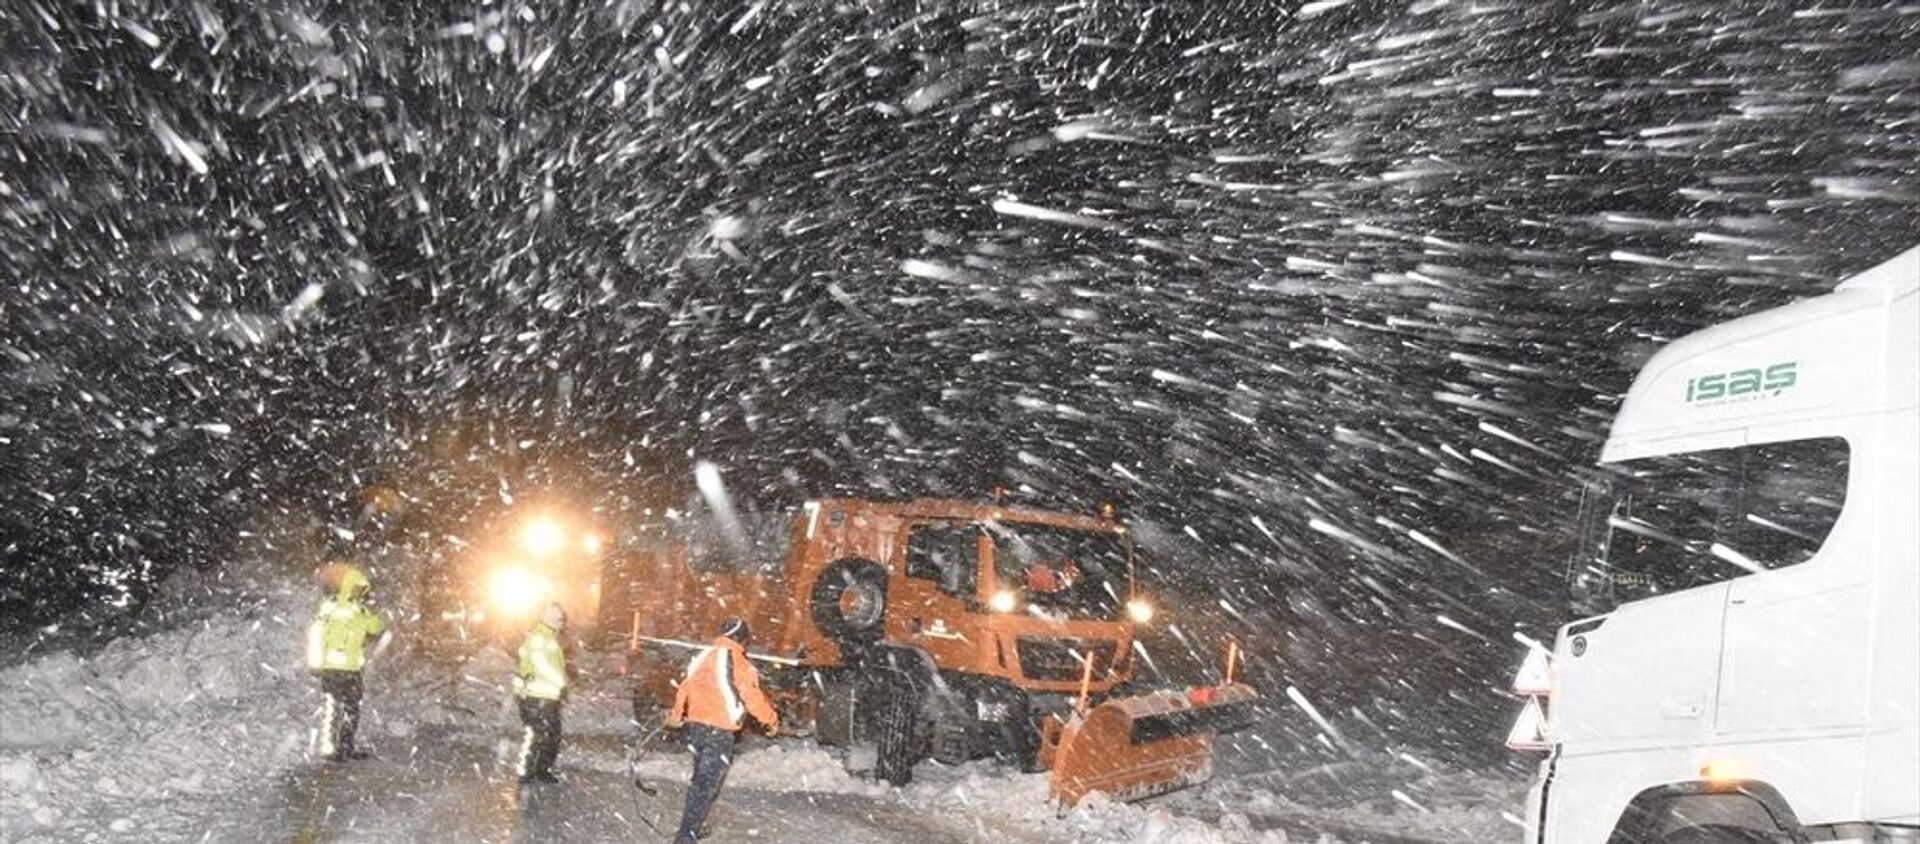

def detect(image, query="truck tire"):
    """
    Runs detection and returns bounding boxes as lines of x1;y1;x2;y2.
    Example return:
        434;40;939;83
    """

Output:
874;679;923;786
810;559;889;648
930;718;972;765
994;714;1042;772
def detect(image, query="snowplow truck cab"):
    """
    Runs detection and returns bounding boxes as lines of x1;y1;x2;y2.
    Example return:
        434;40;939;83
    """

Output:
616;498;1257;801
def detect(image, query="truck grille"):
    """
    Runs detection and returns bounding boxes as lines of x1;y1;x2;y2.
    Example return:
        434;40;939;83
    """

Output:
1016;637;1117;681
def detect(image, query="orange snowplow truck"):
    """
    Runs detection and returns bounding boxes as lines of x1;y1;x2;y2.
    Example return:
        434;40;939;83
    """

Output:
612;498;1258;805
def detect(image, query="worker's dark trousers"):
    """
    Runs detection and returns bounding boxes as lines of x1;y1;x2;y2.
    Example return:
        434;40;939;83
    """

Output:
673;724;736;844
318;670;363;760
516;697;563;779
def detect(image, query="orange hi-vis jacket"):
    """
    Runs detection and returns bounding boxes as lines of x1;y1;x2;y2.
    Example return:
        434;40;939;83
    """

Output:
671;637;778;732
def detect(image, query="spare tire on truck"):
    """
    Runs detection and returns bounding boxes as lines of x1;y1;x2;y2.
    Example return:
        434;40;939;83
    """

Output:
809;559;889;649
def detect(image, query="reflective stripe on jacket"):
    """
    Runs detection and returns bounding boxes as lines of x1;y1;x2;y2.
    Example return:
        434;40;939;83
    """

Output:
514;623;568;701
671;637;778;732
305;598;387;672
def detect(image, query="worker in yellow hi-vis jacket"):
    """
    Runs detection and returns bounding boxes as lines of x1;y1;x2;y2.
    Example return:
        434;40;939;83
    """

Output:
513;602;571;784
305;563;389;763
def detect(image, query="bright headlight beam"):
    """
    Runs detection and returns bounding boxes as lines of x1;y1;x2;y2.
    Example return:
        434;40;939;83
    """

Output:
489;567;548;614
520;517;566;555
988;589;1019;614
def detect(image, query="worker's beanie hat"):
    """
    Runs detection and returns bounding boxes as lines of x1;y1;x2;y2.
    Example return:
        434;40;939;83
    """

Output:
718;617;751;645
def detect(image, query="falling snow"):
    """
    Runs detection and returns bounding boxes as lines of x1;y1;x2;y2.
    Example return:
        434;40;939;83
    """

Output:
2;1;1916;841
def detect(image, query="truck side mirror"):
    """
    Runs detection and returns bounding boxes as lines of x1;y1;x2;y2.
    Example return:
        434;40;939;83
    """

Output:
1568;567;1615;616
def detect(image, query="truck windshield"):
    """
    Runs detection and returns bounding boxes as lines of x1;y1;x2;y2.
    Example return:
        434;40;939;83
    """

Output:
1568;437;1849;609
987;521;1128;619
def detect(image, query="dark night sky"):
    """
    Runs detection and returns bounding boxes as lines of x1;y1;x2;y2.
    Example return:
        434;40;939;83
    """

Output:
3;0;1916;763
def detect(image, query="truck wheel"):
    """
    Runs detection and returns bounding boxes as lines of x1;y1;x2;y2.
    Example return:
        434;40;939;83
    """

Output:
994;717;1042;772
930;719;972;765
810;559;889;648
873;676;924;786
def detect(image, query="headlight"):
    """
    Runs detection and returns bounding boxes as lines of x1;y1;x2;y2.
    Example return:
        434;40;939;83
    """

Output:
1126;598;1155;624
489;567;549;615
520;517;566;556
988;589;1019;614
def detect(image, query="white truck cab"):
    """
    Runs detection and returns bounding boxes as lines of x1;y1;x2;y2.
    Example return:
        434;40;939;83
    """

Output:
1519;245;1919;844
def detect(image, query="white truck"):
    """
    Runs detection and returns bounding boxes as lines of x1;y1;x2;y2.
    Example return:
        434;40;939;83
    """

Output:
1515;245;1919;844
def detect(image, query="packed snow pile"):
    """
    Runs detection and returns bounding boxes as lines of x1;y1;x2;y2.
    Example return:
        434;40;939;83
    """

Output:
0;598;618;841
904;764;1295;844
1174;759;1530;843
900;754;1524;844
0;603;312;838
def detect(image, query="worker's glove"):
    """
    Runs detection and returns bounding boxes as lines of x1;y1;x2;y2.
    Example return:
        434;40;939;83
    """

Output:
664;714;684;730
764;721;780;738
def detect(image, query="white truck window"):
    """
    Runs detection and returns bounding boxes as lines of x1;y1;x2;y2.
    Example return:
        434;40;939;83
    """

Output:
1717;440;1849;570
1571;437;1849;605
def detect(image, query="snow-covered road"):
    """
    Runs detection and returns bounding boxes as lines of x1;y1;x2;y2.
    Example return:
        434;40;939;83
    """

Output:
1;597;1522;844
252;728;1028;844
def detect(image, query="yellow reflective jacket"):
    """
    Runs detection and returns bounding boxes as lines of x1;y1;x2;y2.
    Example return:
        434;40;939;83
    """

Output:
305;592;387;673
514;623;568;701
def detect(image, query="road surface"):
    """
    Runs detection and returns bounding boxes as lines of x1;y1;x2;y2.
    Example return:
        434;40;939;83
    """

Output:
190;727;1052;844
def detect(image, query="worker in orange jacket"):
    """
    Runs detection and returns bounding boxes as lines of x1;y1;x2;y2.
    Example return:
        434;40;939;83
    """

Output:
666;618;778;844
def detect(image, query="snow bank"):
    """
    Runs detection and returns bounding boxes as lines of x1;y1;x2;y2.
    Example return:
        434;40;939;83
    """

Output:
903;764;1294;844
0;604;312;841
1173;759;1530;843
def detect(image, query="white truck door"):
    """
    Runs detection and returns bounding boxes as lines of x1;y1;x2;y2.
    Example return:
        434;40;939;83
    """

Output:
1554;584;1728;749
1717;572;1869;734
1714;435;1864;739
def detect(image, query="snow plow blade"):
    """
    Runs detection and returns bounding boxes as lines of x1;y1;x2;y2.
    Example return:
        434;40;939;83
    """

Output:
1043;683;1259;806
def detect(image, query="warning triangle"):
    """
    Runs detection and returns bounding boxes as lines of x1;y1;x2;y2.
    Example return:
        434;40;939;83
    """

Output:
1511;644;1552;696
1505;697;1551;751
